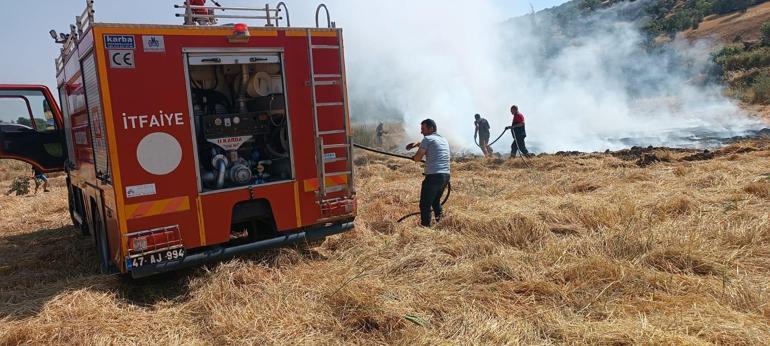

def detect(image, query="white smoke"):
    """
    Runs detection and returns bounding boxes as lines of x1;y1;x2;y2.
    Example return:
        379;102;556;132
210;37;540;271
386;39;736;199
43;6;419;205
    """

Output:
324;0;763;153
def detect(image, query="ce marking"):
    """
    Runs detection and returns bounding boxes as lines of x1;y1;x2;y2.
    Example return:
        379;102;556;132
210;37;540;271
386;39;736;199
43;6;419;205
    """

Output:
109;50;135;69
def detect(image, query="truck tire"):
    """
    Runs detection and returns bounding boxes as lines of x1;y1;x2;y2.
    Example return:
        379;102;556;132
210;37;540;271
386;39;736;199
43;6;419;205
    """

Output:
67;180;89;236
92;204;111;274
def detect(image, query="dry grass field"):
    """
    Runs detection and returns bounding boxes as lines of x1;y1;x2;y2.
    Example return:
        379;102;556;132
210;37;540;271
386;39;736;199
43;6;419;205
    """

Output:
0;138;769;344
684;1;770;43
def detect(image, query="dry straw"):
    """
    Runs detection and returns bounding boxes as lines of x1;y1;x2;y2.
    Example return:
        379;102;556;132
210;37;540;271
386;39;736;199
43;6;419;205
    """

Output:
0;138;769;344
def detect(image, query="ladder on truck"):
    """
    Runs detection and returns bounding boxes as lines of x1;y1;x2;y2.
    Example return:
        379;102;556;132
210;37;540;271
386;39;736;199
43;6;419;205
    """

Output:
306;23;354;207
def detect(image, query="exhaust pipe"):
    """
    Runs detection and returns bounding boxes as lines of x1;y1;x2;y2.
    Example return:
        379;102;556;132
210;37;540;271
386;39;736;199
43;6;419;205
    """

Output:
130;221;354;278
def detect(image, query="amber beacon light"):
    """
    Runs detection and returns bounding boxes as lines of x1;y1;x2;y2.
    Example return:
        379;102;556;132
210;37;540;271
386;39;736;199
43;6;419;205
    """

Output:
229;23;250;43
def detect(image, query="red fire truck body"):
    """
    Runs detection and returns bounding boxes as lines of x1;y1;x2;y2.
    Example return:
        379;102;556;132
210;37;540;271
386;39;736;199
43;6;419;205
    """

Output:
0;3;355;277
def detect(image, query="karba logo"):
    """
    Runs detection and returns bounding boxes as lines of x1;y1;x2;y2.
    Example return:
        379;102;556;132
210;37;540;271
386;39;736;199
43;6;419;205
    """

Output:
106;36;133;44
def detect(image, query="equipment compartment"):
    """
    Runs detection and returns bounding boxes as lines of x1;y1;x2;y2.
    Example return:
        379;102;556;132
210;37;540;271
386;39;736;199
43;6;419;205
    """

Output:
187;53;292;191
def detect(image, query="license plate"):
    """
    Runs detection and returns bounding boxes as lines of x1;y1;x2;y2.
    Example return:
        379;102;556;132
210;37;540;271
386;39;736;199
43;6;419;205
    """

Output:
130;248;185;269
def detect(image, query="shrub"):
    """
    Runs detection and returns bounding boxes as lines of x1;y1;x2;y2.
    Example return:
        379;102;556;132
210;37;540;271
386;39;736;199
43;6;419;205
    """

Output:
579;0;603;12
712;0;753;14
762;21;770;46
751;71;770;104
5;176;30;196
714;44;746;59
715;47;770;71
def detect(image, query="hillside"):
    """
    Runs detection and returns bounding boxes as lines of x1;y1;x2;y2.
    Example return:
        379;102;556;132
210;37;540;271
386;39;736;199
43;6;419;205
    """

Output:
536;0;770;41
684;1;770;42
528;0;770;112
1;137;769;343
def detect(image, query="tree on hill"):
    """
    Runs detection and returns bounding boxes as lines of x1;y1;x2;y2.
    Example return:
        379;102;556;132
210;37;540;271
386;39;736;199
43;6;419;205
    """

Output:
639;0;770;35
762;21;770;46
540;0;770;40
712;0;755;14
579;0;603;12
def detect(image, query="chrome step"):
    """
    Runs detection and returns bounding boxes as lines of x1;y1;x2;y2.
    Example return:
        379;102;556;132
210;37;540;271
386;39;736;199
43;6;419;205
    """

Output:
324;157;348;163
323;185;346;193
311;45;340;49
313;74;341;79
318;129;347;135
323;143;349;149
325;171;351;177
316;102;344;107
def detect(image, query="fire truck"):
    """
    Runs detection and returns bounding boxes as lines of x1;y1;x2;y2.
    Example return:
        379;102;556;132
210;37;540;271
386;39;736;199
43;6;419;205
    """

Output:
0;1;356;278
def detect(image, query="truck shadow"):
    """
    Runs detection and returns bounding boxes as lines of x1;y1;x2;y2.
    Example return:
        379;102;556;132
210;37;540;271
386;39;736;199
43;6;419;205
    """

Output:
0;224;327;320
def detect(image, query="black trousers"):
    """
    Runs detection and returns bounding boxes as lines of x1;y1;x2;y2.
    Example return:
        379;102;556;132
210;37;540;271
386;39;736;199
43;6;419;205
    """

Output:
420;173;450;227
510;126;529;156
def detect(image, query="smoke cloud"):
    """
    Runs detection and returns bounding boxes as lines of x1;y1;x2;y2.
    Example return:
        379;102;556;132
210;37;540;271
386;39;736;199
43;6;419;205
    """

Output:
326;0;763;153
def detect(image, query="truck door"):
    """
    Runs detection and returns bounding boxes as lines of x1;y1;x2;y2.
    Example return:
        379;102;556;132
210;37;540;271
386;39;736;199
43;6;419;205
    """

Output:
0;85;65;172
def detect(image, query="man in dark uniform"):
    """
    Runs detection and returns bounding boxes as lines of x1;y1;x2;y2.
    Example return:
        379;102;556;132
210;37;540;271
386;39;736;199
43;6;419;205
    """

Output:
375;122;388;147
507;105;531;158
474;114;492;157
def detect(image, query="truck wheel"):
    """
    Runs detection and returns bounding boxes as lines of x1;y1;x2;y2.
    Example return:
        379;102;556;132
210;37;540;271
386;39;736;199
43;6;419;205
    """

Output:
80;218;91;237
246;217;278;242
92;206;111;274
67;183;89;236
66;177;75;222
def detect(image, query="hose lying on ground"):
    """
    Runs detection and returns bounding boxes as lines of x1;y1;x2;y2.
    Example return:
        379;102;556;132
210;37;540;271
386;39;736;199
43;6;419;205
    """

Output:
353;143;452;223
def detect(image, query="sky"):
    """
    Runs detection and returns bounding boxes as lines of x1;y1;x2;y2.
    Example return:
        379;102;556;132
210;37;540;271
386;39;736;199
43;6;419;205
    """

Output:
2;0;762;154
0;0;569;92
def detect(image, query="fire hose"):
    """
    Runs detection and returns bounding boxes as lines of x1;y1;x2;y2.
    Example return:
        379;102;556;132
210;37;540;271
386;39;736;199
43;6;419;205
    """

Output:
474;127;509;148
475;127;531;167
352;143;451;223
